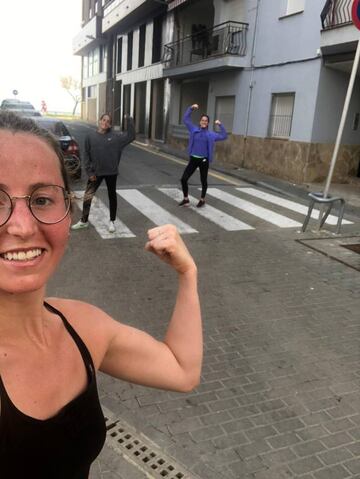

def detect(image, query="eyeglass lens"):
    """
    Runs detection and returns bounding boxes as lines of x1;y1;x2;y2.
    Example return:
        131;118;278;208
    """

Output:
0;186;70;226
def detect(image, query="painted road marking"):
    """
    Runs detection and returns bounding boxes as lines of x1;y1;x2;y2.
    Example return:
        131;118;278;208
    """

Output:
117;189;197;234
73;191;135;239
238;188;353;225
207;188;302;228
159;188;254;231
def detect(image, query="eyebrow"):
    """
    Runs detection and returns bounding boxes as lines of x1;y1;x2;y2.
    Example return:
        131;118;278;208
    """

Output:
0;182;60;191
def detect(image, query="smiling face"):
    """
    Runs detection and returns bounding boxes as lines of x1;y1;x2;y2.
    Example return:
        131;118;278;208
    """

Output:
0;130;71;295
98;115;112;133
199;115;209;129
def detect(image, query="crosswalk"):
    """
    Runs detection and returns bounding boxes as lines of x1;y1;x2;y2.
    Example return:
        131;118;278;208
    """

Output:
72;187;353;239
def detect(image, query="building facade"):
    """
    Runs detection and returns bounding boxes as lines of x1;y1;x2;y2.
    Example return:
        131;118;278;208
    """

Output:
73;0;360;183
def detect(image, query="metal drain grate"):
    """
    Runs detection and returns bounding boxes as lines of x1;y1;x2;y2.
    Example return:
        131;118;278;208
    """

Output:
103;408;200;479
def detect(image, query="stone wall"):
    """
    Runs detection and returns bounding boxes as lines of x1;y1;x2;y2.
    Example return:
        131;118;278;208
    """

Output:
167;133;360;184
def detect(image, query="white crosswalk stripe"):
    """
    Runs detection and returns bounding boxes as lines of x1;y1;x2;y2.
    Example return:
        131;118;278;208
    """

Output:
71;187;354;239
206;188;302;228
73;191;135;239
117;189;197;234
237;187;353;225
159;188;254;231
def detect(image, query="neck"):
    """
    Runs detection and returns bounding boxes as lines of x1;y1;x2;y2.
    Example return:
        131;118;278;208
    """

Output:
98;127;108;134
0;287;49;341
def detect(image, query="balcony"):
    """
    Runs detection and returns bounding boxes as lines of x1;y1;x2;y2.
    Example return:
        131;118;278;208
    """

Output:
102;0;165;33
320;0;358;58
321;0;352;29
163;21;248;78
73;15;103;55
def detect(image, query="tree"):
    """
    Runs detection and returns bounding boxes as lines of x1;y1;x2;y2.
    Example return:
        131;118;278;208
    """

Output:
60;76;81;115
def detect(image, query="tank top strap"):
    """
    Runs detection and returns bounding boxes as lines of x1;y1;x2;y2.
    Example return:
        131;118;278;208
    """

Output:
44;301;95;379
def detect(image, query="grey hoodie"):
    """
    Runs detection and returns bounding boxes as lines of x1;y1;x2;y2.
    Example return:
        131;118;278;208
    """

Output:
84;118;135;176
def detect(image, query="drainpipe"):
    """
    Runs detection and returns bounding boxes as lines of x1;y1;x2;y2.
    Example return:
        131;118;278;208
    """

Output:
243;0;261;166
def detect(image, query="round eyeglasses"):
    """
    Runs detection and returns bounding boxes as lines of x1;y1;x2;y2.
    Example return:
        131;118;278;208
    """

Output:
0;185;71;227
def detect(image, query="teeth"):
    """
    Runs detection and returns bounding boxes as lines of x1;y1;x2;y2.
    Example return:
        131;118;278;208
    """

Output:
2;249;42;261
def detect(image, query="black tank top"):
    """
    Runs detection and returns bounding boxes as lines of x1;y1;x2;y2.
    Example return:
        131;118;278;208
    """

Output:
0;302;106;479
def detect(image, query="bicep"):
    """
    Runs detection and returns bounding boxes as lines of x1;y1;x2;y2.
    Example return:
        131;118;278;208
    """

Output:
100;322;189;391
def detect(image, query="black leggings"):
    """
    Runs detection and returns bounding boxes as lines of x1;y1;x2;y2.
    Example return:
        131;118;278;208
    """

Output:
81;174;118;222
181;156;209;198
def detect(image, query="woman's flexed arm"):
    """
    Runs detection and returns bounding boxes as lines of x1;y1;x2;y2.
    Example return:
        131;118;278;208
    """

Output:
100;226;202;392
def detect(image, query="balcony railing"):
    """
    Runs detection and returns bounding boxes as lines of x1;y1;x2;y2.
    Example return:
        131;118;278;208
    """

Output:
163;21;248;68
321;0;352;29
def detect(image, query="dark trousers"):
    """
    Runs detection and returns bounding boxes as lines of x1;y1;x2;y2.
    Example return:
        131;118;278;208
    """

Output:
81;174;118;222
181;156;209;198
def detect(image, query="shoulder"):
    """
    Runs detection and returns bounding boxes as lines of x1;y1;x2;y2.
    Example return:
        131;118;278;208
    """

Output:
45;297;119;368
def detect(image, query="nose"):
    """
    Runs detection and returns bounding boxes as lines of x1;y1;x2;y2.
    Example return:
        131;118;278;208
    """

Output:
4;198;38;237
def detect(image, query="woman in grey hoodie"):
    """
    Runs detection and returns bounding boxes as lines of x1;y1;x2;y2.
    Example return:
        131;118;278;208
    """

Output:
71;113;135;233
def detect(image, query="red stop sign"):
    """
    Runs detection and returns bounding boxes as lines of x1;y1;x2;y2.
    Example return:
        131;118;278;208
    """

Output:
352;0;360;30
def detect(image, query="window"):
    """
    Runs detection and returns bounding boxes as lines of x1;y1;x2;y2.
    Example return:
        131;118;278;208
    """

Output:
93;48;99;75
88;51;94;77
127;31;133;71
82;56;88;79
117;37;123;74
152;14;163;63
99;45;108;73
286;0;305;15
268;93;295;139
87;85;96;98
138;24;146;68
215;96;235;133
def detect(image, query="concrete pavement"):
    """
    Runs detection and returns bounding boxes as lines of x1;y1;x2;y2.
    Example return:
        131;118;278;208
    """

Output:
64;144;360;478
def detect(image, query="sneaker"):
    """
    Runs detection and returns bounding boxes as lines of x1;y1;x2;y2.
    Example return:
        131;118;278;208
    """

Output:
196;199;205;208
108;221;116;233
178;198;190;207
71;220;89;230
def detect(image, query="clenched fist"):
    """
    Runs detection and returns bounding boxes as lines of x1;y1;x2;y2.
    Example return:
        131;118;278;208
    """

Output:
145;225;197;275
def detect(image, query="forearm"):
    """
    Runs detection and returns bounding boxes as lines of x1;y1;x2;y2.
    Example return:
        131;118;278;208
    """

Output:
119;118;135;146
183;106;194;131
125;118;136;143
216;124;228;141
164;268;202;390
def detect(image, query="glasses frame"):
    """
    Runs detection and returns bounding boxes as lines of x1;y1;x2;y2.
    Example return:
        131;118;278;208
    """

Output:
0;185;71;227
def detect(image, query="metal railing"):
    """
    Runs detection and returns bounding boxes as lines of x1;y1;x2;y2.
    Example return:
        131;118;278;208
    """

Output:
321;0;352;29
163;21;248;68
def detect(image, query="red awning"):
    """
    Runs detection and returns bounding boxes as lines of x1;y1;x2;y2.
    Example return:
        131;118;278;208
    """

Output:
167;0;188;11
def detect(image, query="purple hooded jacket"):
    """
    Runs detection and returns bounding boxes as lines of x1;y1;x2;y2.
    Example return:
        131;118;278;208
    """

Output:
183;106;227;163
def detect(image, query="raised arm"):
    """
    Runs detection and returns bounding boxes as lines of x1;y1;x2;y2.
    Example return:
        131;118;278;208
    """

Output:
213;119;228;141
99;225;202;392
183;104;199;132
117;116;136;147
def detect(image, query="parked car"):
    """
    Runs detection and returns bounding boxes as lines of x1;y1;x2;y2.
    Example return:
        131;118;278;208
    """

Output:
32;117;81;180
0;99;41;117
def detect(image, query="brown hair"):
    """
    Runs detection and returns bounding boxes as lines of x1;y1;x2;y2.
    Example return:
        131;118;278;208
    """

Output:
0;111;70;193
100;113;112;123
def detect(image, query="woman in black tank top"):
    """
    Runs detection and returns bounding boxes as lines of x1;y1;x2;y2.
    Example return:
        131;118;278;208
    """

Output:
0;112;202;478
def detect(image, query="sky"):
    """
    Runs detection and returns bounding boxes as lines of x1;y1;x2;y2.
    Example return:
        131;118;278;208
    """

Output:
0;0;82;113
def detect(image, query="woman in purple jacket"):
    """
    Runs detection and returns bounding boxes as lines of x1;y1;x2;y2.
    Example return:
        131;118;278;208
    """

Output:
179;104;227;208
